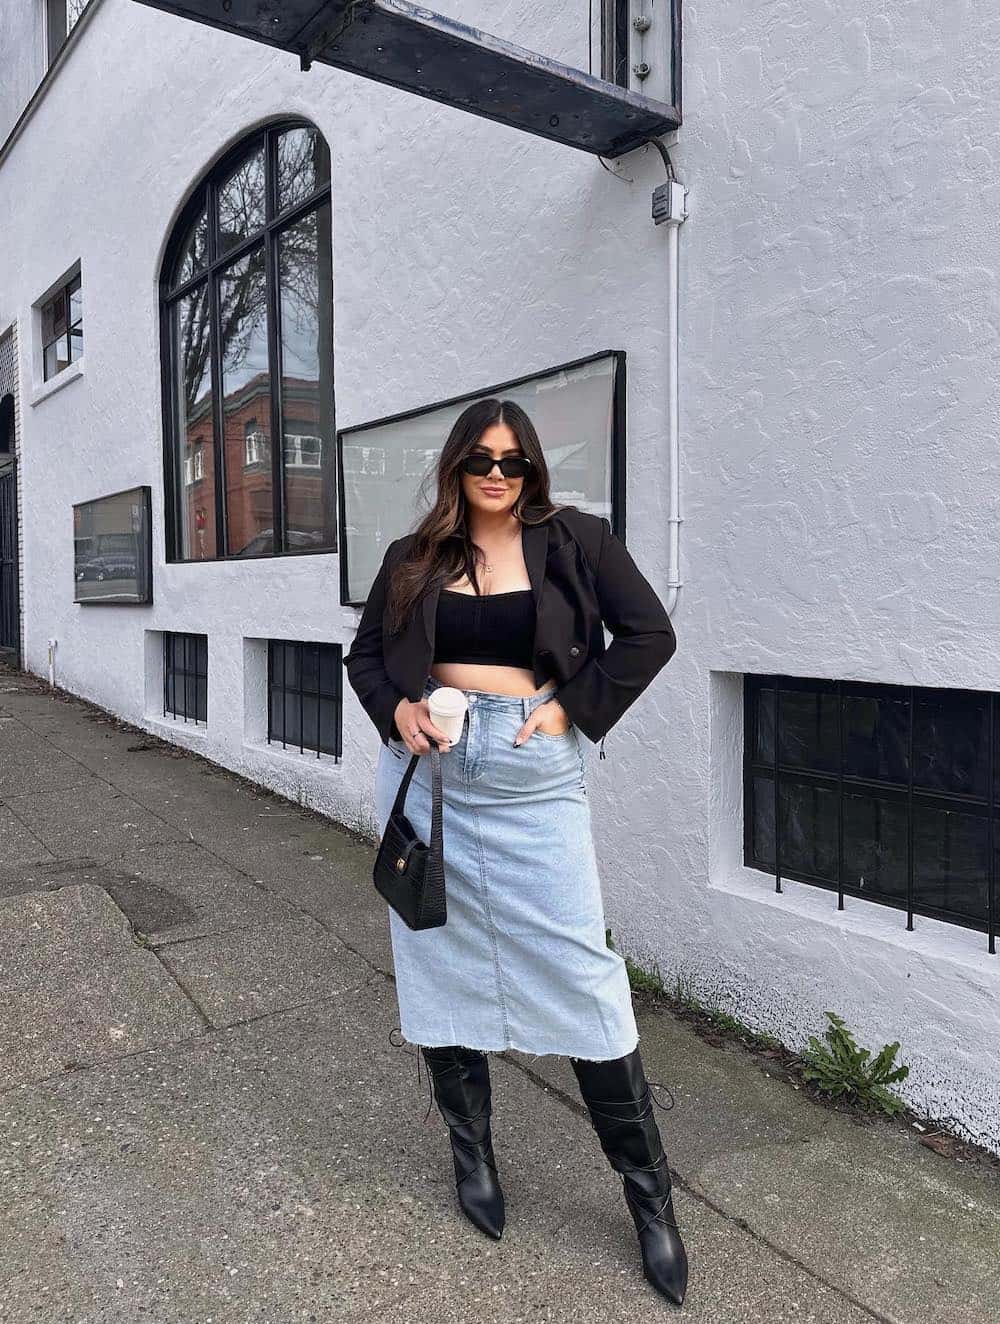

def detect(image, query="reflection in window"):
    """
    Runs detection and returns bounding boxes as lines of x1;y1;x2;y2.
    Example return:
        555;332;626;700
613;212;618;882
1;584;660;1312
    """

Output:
284;432;322;469
40;271;83;380
277;127;331;215
172;203;209;287
245;421;267;467
171;282;216;558
278;205;334;548
745;675;1000;949
160;120;334;562
217;147;266;257
339;351;623;603
220;246;272;555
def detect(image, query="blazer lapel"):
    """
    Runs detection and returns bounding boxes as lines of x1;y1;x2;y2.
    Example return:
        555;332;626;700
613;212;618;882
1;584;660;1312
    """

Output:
420;518;551;650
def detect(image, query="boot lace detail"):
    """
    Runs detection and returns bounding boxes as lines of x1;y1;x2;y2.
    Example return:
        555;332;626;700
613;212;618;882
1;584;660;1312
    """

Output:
388;1028;498;1183
576;1076;679;1236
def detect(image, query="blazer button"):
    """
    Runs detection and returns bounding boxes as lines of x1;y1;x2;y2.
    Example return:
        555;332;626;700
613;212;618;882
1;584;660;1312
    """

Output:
539;648;551;657
569;645;580;656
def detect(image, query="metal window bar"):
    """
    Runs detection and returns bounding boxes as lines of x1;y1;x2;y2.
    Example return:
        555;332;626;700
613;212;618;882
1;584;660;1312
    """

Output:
906;688;914;931
837;679;844;911
990;693;996;955
747;675;997;953
267;639;342;761
774;677;782;893
163;631;207;725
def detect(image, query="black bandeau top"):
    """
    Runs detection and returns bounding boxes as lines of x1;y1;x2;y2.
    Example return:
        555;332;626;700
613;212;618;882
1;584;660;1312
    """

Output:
433;587;535;668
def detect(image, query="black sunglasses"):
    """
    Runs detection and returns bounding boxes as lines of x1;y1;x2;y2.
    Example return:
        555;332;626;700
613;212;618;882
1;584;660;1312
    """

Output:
461;452;533;480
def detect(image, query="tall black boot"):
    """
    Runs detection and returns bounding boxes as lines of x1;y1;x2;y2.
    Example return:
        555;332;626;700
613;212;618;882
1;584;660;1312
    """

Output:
570;1046;688;1306
420;1044;506;1240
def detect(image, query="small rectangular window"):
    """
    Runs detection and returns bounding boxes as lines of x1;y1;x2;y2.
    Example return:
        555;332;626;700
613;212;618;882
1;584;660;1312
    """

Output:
268;640;342;759
163;631;208;724
744;675;999;951
40;271;83;381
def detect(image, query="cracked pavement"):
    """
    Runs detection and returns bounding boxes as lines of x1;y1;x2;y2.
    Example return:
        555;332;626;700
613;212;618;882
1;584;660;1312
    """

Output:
1;662;998;1323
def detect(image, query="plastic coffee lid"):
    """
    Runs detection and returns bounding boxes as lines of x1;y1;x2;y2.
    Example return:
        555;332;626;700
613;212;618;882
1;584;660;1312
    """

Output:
428;687;468;715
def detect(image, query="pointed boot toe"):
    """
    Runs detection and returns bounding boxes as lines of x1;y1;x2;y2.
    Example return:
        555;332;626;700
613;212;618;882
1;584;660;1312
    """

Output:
420;1045;506;1240
571;1047;690;1308
627;1188;688;1305
458;1168;506;1239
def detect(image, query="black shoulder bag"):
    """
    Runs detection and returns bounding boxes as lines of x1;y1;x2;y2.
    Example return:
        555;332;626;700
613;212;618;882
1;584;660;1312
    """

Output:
373;740;447;929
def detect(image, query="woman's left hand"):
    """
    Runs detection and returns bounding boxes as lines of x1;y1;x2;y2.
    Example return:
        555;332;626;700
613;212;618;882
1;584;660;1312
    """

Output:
513;698;571;745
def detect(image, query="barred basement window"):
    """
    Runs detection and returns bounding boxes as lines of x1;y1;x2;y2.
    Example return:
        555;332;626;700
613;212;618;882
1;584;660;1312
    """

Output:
163;631;207;724
745;676;998;953
268;640;342;759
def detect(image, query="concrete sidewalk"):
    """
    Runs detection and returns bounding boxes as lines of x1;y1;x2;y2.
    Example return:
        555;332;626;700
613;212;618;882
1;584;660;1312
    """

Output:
1;661;997;1324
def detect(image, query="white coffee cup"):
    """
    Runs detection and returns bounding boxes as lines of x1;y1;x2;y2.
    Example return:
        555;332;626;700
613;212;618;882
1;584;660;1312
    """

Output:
427;687;468;747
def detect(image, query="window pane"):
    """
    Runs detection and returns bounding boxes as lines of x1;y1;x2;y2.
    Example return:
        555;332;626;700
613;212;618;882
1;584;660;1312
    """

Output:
319;645;339;697
301;692;319;748
172;284;217;559
300;643;320;693
750;774;775;870
69;325;84;363
843;689;908;785
219;246;273;555
277;203;334;551
317;696;338;753
43;337;69;380
173;201;209;287
276;127;331;214
41;291;67;343
217;147;266;257
842;792;908;903
68;274;82;327
752;774;839;882
779;688;839;772
913;806;988;920
913;689;989;799
750;681;775;764
281;686;300;744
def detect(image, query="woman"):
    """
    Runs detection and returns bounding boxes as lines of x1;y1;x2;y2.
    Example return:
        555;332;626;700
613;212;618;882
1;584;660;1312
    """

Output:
345;398;687;1307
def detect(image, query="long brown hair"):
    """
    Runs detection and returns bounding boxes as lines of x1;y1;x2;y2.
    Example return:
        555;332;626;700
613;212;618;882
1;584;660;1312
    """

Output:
384;397;564;635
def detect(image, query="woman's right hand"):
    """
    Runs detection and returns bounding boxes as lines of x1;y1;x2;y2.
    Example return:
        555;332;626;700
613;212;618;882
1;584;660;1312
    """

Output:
393;698;453;755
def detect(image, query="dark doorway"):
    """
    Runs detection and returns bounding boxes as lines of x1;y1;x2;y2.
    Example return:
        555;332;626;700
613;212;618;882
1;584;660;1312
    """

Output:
0;393;20;660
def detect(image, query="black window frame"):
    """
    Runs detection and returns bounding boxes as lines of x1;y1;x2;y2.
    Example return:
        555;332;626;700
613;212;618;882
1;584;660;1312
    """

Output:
163;631;208;725
158;118;335;565
267;639;343;761
40;270;82;382
744;674;998;953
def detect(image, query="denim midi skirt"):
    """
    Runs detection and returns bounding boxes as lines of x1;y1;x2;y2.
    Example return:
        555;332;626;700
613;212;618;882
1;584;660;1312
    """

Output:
373;674;639;1061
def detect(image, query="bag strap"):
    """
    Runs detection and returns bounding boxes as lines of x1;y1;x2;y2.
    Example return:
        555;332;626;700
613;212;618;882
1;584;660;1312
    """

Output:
389;740;443;856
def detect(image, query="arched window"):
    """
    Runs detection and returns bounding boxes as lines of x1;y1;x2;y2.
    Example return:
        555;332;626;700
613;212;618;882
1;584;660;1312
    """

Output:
159;120;334;561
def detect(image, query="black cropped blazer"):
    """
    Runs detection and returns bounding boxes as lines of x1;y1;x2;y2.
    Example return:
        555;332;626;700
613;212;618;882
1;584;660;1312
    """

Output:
344;505;677;752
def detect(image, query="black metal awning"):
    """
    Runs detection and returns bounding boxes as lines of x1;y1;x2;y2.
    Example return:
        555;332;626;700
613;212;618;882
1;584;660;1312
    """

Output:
129;0;681;157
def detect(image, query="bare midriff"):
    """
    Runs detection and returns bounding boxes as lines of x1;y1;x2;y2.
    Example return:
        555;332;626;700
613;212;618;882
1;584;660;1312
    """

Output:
429;577;551;698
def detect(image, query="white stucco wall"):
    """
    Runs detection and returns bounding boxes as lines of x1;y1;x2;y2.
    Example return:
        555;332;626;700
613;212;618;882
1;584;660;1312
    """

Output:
1;0;998;1153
